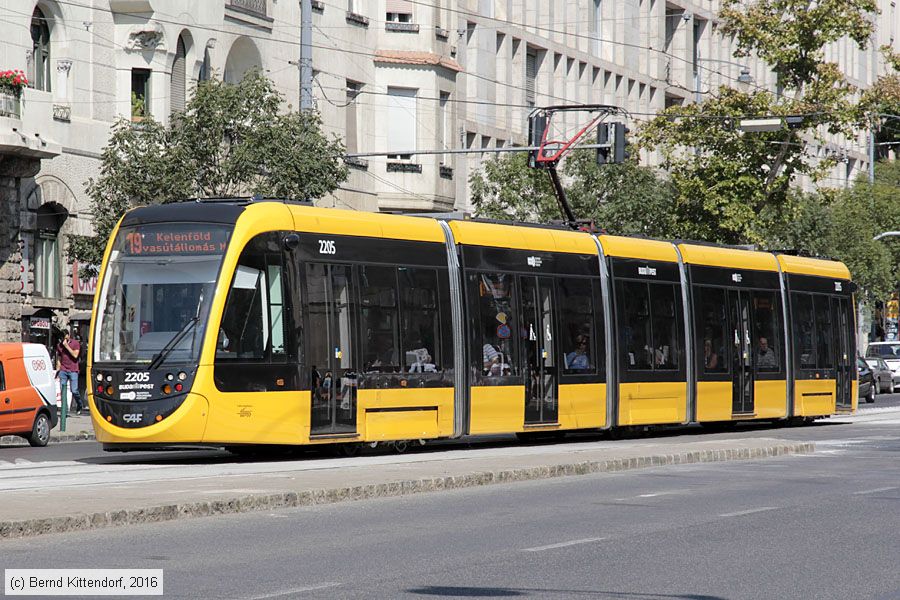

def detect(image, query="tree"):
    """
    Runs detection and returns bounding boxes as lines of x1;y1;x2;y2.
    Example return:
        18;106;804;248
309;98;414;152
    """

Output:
70;69;348;270
469;150;677;237
639;0;877;245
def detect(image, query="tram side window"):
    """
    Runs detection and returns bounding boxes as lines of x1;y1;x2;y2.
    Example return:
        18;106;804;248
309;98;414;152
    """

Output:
651;283;679;370
360;266;400;373
792;293;816;369
814;295;833;369
752;291;781;372
696;286;728;373
472;273;516;377
558;278;599;375
621;281;652;370
398;267;441;373
218;236;290;361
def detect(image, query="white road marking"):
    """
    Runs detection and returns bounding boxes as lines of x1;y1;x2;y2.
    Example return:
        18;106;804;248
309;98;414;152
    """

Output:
853;486;898;495
638;491;680;498
244;582;342;599
719;507;778;518
521;537;606;552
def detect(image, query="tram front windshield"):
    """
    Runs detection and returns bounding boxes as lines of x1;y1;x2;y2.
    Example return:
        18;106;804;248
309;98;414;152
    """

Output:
94;222;232;365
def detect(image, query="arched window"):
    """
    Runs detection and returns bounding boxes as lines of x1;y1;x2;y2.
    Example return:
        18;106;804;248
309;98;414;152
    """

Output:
34;202;68;298
198;48;211;82
30;8;52;92
171;35;187;113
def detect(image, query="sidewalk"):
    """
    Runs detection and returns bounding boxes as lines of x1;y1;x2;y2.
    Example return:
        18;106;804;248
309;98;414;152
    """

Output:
0;435;814;539
0;411;96;447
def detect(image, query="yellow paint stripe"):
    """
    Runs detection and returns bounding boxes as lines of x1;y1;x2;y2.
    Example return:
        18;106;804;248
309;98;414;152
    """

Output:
678;244;778;271
598;235;678;262
777;254;851;279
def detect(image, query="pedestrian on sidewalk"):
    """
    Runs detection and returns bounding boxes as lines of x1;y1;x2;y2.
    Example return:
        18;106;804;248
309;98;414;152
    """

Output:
56;329;84;415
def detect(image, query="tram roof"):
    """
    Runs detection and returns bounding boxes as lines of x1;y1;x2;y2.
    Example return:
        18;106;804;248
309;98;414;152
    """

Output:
281;204;446;244
447;219;598;255
677;243;779;272
777;254;851;279
597;235;679;262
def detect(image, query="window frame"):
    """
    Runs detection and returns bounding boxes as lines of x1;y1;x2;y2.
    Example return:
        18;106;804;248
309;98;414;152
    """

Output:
611;259;686;384
30;8;51;92
556;275;605;383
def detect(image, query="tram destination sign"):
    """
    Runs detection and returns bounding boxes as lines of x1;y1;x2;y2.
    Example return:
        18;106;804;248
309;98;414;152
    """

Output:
121;224;231;257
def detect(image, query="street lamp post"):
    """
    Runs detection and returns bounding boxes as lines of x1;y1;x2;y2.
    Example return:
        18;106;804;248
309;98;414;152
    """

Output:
694;58;754;103
873;231;900;242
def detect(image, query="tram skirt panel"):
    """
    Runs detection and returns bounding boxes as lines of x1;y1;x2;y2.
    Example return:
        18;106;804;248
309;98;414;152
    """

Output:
754;379;788;419
557;383;605;429
695;381;732;422
794;379;836;417
203;391;305;444
617;382;687;426
469;386;525;434
358;388;453;442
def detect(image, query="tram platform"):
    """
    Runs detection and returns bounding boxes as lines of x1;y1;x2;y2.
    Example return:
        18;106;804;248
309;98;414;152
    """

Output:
0;431;815;539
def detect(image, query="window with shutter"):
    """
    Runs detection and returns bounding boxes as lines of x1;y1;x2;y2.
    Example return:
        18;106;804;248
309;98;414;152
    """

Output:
346;81;361;153
387;87;417;160
386;0;413;21
171;36;187;114
525;49;537;108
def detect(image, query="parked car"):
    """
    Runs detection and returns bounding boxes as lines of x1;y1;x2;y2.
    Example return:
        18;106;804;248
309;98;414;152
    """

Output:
865;342;900;392
857;358;876;404
0;343;58;446
865;356;896;394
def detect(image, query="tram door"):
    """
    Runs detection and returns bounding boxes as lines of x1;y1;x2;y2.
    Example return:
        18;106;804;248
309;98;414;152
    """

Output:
520;276;558;424
832;297;853;409
306;264;357;435
728;290;755;415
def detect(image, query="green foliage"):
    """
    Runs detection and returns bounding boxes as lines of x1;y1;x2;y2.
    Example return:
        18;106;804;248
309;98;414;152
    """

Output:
638;0;883;247
468;150;677;237
70;69;348;271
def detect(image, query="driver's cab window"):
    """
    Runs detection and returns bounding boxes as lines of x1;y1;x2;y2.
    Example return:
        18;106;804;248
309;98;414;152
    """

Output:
217;233;291;362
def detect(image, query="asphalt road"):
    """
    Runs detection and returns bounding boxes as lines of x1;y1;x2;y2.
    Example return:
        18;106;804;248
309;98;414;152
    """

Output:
2;416;899;599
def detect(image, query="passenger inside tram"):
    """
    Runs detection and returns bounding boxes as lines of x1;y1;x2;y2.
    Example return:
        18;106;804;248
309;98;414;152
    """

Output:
564;334;592;371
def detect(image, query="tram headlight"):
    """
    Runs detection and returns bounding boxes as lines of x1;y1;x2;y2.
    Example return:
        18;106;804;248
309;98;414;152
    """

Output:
166;373;174;381
96;373;103;382
177;371;187;381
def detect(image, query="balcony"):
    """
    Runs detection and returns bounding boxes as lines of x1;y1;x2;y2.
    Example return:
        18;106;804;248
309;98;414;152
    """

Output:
228;0;266;17
0;92;20;119
0;90;61;160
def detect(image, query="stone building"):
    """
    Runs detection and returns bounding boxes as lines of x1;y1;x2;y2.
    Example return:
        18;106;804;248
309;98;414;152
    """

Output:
0;0;896;353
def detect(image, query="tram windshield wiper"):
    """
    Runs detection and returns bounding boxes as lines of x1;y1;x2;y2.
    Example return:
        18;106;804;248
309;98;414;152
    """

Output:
148;317;199;371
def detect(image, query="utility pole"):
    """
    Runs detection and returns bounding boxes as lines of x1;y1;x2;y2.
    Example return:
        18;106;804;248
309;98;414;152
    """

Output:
869;127;875;184
300;0;313;111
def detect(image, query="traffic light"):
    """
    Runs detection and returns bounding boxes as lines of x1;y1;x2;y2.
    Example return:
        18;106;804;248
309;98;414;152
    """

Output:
612;122;630;163
596;122;610;165
528;113;548;169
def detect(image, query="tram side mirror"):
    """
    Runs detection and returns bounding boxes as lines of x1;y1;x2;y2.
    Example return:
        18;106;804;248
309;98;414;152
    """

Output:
283;233;300;251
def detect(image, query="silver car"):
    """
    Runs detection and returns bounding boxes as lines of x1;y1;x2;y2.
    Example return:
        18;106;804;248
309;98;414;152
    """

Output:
865;356;896;394
865;342;900;392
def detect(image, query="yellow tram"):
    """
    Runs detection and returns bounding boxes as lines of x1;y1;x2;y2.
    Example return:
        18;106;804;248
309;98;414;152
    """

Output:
87;199;856;451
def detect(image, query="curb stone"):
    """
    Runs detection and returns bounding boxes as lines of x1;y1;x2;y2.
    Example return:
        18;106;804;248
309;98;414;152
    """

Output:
1;431;95;447
0;441;814;540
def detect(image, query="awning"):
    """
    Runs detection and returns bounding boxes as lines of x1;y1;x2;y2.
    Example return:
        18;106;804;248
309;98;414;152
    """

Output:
20;307;56;318
69;311;92;321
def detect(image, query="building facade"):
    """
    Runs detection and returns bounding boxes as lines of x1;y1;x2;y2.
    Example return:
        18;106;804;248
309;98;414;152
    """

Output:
0;0;896;352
